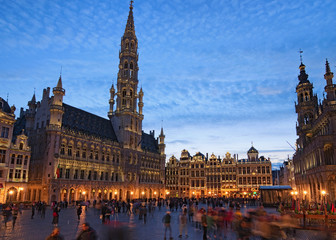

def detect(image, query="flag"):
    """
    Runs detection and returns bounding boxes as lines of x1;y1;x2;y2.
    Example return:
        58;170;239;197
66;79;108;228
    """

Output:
331;203;335;213
56;164;60;178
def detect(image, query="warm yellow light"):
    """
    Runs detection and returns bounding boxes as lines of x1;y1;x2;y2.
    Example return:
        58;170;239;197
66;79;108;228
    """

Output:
154;191;157;195
19;187;24;191
167;191;170;194
244;192;247;195
290;191;294;195
321;190;326;195
9;190;14;195
131;191;134;195
225;192;228;194
208;191;211;194
303;191;307;195
82;191;86;195
142;191;145;195
192;192;195;195
114;191;117;195
294;191;298;195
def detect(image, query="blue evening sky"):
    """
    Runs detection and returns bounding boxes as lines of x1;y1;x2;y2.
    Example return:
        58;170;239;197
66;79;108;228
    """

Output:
1;0;336;168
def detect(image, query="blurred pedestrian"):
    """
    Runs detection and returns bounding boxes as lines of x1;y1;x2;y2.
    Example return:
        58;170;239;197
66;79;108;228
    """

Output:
12;204;20;229
52;205;60;227
46;227;64;240
77;205;82;221
162;211;172;240
178;210;188;238
76;222;97;240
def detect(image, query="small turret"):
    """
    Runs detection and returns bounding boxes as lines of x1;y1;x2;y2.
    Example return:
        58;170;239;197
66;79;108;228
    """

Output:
49;75;65;129
324;59;336;102
158;127;165;155
108;84;115;119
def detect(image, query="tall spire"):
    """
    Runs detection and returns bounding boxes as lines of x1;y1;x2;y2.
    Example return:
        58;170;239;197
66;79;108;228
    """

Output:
124;0;135;38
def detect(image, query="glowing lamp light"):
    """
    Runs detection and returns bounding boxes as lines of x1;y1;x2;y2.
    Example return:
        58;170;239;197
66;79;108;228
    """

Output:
294;191;298;195
114;191;117;195
131;191;134;195
141;191;145;195
154;191;157;195
290;191;294;195
244;192;247;195
303;191;307;195
9;190;14;195
321;190;326;196
208;191;211;194
19;187;24;191
82;191;86;195
192;192;195;195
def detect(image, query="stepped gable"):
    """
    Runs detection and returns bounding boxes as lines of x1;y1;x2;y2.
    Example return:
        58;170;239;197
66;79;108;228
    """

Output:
141;132;159;153
62;103;118;141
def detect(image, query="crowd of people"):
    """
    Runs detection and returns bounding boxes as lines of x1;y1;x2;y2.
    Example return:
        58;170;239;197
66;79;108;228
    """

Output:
1;197;333;239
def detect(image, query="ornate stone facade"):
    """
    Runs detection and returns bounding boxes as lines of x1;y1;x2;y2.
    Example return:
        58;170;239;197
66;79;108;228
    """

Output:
0;97;31;203
165;147;272;198
18;2;165;203
293;59;336;202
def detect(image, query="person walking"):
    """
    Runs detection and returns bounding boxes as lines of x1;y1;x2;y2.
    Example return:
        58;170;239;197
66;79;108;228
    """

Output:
76;222;97;240
77;205;82;221
12;204;20;229
52;205;60;227
31;202;35;219
162;211;172;240
178;210;188;238
46;227;64;240
201;210;208;240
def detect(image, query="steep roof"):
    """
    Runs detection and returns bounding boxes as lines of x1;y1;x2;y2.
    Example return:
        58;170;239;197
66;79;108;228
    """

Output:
62;103;118;142
0;97;11;114
141;132;159;153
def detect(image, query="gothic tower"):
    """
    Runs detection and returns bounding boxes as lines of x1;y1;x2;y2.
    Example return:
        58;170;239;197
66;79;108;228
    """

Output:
110;1;143;150
295;61;318;149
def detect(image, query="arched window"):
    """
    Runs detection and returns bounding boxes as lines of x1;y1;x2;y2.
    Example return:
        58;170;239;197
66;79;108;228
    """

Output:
124;61;128;69
130;62;133;69
305;92;309;101
126;41;129;49
300;93;303;103
19;142;24;150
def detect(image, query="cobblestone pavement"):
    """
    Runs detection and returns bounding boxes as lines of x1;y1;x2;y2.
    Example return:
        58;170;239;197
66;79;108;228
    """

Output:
0;205;334;240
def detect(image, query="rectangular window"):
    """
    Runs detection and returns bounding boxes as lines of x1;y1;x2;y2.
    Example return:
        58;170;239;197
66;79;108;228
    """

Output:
59;168;63;178
82;149;86;159
105;172;108;181
15;169;21;178
60;144;65;155
0;150;6;163
9;169;13;179
115;173;118;182
267;177;271;184
95;151;99;160
0;170;3;178
17;155;23;165
88;170;91;180
80;170;84;179
24;156;28;165
76;151;80;158
89;150;93;159
68;146;72;156
65;169;70;179
74;169;78;179
100;171;104;180
11;154;15;164
1;127;9;138
93;171;97;180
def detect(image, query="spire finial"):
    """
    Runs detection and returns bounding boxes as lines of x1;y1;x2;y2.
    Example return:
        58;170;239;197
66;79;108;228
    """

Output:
60;66;62;76
326;58;331;73
130;0;134;9
251;141;253;147
6;93;9;102
298;49;303;63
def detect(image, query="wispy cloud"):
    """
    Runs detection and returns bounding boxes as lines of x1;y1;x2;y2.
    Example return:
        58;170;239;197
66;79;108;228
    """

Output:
0;0;335;168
